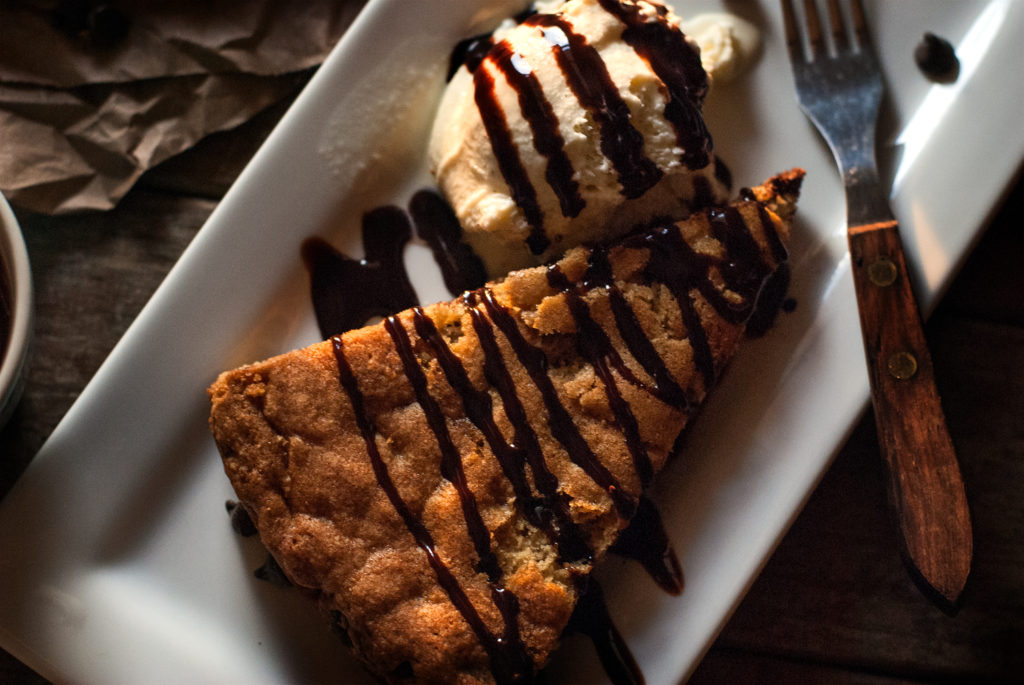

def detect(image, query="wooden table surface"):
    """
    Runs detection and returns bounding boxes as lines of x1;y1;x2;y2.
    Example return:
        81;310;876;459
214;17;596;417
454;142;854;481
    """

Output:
1;92;1022;684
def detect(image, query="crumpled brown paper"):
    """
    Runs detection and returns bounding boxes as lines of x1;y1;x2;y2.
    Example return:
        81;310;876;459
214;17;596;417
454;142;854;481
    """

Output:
0;0;366;214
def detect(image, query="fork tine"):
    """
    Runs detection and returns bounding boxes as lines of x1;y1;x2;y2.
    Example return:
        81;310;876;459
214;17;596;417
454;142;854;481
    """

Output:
802;0;825;58
827;0;848;52
780;0;803;62
848;0;870;48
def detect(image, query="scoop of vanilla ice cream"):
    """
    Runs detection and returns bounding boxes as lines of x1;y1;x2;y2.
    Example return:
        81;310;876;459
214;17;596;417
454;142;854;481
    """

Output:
681;12;761;83
430;0;731;276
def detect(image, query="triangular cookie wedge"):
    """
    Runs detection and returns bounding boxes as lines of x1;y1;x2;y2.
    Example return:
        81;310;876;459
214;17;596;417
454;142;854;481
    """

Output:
208;170;803;684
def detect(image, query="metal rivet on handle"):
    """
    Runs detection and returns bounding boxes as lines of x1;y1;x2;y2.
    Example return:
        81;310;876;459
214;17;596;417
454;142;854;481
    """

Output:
887;351;918;380
868;257;898;287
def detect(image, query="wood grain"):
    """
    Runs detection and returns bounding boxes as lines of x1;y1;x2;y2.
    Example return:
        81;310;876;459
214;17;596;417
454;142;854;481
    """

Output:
847;221;972;608
694;184;1024;684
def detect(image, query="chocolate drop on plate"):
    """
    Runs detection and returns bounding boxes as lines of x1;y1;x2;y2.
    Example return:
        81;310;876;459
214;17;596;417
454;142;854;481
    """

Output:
914;32;959;83
225;500;257;537
254;554;292;588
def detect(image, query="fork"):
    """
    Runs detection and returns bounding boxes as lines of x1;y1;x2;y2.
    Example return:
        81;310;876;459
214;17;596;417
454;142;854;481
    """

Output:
781;0;972;610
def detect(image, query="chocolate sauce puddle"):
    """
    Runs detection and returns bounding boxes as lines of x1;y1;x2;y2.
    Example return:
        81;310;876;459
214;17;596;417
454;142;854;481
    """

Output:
409;189;488;294
301;205;416;337
303;190;484;337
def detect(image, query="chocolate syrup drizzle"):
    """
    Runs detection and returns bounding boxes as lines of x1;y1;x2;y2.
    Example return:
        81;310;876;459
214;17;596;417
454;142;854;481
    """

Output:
291;4;787;679
530;13;663;200
546;266;655;488
460;0;713;257
331;334;529;684
306;186;784;683
597;0;712;170
384;315;533;680
567;580;644;685
491;38;584;222
474;51;552;255
416;306;592;564
479;285;638;520
583;245;691;410
623;204;785;390
610;495;684;595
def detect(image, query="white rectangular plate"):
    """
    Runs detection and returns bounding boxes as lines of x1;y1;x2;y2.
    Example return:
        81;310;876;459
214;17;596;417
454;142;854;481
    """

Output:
2;1;1022;683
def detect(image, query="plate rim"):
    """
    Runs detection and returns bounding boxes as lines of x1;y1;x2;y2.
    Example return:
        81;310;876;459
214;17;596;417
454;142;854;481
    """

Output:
1;1;1023;683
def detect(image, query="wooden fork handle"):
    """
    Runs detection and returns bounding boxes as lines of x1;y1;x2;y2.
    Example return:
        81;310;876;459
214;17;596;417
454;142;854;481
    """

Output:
847;220;972;610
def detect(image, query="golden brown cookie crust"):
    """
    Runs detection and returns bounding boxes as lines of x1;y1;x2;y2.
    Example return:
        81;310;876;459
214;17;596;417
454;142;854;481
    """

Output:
208;171;802;683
